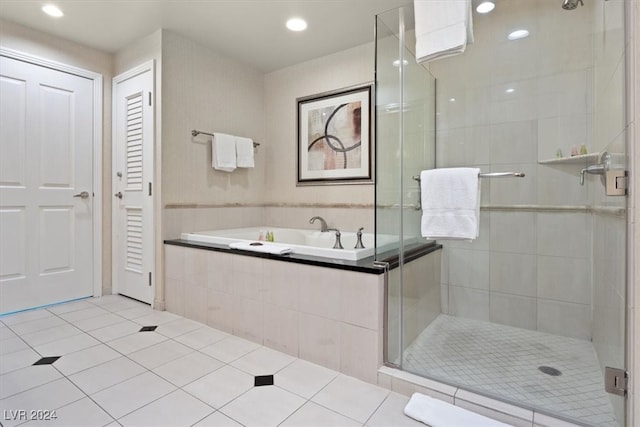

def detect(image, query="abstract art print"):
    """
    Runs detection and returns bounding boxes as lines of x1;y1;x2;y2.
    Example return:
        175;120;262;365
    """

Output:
297;84;373;185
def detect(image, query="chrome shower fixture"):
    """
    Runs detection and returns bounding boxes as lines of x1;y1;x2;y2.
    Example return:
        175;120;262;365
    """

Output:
562;0;584;10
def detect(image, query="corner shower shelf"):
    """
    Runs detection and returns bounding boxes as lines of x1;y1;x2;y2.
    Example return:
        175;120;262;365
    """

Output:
538;153;601;165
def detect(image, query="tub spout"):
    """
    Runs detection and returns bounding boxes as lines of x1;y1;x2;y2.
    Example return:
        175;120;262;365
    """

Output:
309;216;329;232
326;228;344;249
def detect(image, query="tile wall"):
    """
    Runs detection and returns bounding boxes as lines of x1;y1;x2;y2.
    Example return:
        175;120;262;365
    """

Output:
428;0;627;342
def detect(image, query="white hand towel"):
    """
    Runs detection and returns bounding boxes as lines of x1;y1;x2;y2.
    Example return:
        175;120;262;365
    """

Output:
420;167;480;240
404;393;512;427
235;136;255;168
414;0;474;63
229;241;292;255
212;133;236;172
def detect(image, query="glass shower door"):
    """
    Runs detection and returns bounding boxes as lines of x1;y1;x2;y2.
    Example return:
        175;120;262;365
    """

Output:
375;5;435;368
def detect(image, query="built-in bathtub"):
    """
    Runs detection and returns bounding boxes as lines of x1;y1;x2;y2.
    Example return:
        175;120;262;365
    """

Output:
164;228;441;385
180;226;406;261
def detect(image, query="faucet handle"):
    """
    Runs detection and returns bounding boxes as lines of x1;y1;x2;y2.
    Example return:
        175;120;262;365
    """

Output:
326;228;344;249
355;227;365;249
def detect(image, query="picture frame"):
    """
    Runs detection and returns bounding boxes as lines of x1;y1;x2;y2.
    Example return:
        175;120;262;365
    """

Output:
297;84;373;185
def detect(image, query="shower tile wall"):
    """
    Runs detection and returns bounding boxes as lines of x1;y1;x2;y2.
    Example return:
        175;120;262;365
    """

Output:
429;0;599;339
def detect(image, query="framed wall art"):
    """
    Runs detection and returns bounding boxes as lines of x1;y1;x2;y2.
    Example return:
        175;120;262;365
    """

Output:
297;84;373;185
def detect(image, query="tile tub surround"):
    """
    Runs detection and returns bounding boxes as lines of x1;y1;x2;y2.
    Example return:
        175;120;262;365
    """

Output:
166;243;374;383
164;241;441;384
0;294;435;427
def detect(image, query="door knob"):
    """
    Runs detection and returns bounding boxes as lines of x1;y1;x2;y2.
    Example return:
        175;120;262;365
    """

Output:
73;191;90;199
114;192;123;199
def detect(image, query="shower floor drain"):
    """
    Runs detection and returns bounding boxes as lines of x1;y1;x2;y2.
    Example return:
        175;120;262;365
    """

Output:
538;366;562;376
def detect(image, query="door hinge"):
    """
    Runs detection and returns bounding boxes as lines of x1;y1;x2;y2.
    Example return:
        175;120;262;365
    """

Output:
605;367;628;396
148;92;152;106
148;182;152;196
148;272;152;287
606;170;628;196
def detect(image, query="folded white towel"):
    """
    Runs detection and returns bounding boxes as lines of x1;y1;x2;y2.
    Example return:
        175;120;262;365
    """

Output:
235;136;255;168
404;393;512;427
212;133;236;172
414;0;474;63
420;167;480;240
229;241;292;255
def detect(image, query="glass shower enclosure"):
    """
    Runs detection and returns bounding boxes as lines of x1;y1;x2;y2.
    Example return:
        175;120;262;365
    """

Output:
375;1;628;426
374;3;436;366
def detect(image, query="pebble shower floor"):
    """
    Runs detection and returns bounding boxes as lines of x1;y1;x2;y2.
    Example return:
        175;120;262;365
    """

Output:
403;314;618;426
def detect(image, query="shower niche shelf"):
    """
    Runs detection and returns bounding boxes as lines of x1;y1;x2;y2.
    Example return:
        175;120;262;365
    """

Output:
538;152;601;165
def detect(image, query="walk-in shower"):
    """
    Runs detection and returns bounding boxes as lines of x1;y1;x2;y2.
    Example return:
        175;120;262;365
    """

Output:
375;1;628;425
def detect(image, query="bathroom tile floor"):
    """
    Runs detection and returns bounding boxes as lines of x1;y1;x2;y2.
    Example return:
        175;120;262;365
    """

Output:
0;295;424;427
403;314;617;427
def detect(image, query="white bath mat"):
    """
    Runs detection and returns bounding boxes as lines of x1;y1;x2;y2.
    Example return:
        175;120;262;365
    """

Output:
404;393;512;427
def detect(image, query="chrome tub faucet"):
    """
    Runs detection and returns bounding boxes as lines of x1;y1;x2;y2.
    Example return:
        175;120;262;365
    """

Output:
309;216;328;232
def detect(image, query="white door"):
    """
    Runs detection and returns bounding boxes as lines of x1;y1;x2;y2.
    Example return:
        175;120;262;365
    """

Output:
112;62;154;304
0;56;94;314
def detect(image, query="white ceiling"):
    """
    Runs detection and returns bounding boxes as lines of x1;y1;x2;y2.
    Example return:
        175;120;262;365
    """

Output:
0;0;412;72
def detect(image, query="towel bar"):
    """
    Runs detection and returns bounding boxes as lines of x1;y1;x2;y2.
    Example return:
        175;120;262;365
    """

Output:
191;129;260;147
412;171;525;182
411;171;525;212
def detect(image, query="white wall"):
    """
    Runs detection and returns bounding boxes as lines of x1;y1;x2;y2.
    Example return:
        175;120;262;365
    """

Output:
0;19;114;294
263;43;376;233
160;30;267;239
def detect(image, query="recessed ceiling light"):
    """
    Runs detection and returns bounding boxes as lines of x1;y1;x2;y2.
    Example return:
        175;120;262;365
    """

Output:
286;17;307;32
506;88;515;93
449;98;456;102
42;4;64;17
508;29;530;40
476;2;495;14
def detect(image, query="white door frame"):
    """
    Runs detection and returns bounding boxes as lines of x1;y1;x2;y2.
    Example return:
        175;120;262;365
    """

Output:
0;47;103;299
111;60;155;302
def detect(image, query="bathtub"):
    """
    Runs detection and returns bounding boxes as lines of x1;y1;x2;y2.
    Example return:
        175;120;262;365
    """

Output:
180;226;399;261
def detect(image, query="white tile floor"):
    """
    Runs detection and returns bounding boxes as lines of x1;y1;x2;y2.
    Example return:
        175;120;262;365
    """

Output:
403;314;618;427
0;295;426;427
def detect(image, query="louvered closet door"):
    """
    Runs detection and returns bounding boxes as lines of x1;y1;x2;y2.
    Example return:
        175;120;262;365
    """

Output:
113;63;154;304
0;56;94;314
